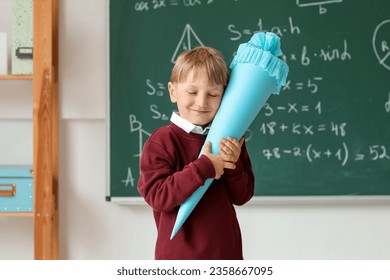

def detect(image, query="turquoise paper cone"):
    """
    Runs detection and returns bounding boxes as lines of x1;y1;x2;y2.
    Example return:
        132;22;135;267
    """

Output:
171;32;289;240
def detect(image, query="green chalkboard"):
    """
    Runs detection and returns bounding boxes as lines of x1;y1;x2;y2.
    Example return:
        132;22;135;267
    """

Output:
108;0;390;200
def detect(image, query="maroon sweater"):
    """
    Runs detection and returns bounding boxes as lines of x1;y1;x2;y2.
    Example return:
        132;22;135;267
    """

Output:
138;123;254;259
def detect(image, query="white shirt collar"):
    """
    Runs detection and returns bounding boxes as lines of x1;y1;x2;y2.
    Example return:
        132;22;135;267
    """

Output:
170;112;210;135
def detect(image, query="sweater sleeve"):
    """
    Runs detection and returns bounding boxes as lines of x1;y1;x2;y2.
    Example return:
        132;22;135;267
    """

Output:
222;140;254;205
138;139;215;213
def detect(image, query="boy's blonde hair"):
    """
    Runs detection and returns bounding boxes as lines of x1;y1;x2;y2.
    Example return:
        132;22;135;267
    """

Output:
171;46;228;87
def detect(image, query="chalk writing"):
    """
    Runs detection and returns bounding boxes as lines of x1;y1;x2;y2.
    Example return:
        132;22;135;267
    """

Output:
262;101;322;116
262;143;389;166
373;19;390;70
129;114;151;157
121;167;135;187
133;0;344;15
261;142;348;166
153;0;167;9
366;145;390;161
282;77;323;94
228;17;301;41
134;1;150;11
134;0;220;11
296;0;343;15
150;104;170;120
146;79;166;97
298;40;351;66
172;24;204;63
386;92;390;113
258;121;347;137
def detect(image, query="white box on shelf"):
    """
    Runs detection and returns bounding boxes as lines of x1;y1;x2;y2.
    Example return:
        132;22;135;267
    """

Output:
0;32;7;75
12;0;33;75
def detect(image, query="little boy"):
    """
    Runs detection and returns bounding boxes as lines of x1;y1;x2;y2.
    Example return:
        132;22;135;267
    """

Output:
138;46;254;260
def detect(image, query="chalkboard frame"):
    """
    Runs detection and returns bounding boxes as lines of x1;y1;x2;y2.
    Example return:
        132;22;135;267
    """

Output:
106;0;390;203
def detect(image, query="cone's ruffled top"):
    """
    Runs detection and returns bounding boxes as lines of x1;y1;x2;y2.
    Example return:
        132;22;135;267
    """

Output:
230;32;289;94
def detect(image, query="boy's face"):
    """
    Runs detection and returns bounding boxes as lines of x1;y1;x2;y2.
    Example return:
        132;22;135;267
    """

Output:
168;69;224;127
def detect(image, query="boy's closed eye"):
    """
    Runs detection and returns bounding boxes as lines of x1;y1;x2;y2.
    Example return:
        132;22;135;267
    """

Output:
186;91;197;95
208;91;222;98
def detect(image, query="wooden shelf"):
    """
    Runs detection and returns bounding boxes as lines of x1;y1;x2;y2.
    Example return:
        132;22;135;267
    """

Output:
0;75;33;80
0;212;34;217
33;0;59;260
1;0;58;260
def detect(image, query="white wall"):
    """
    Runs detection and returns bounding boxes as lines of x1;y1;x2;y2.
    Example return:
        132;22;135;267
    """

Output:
1;0;389;260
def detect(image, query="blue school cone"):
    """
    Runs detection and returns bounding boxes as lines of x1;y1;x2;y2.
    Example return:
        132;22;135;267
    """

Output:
170;32;289;240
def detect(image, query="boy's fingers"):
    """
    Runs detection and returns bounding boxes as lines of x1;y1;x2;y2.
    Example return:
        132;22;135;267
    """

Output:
220;138;241;156
224;162;236;170
239;137;245;147
226;137;241;150
219;139;232;153
221;153;235;162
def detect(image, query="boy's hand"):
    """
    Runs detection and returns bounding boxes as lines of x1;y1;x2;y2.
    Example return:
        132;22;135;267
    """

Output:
203;141;236;179
219;137;245;164
202;137;244;179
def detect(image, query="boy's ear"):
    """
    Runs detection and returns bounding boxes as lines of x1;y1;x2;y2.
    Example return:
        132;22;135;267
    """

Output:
168;82;177;103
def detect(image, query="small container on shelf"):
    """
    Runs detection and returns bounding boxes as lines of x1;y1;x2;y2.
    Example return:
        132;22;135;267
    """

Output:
0;165;33;214
0;32;7;75
11;0;33;75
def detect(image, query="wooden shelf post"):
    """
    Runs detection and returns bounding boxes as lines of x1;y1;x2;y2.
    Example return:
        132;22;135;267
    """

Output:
33;0;59;259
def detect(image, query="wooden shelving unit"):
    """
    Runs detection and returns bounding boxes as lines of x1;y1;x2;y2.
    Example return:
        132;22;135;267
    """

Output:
0;0;59;259
33;0;59;260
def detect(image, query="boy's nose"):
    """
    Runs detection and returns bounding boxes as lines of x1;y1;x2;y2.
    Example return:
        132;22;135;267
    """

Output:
195;95;207;107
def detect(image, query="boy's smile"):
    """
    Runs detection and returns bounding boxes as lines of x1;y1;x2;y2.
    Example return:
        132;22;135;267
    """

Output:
168;69;224;127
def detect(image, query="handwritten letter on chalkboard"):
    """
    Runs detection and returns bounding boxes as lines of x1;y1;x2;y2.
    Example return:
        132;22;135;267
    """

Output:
108;0;390;200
